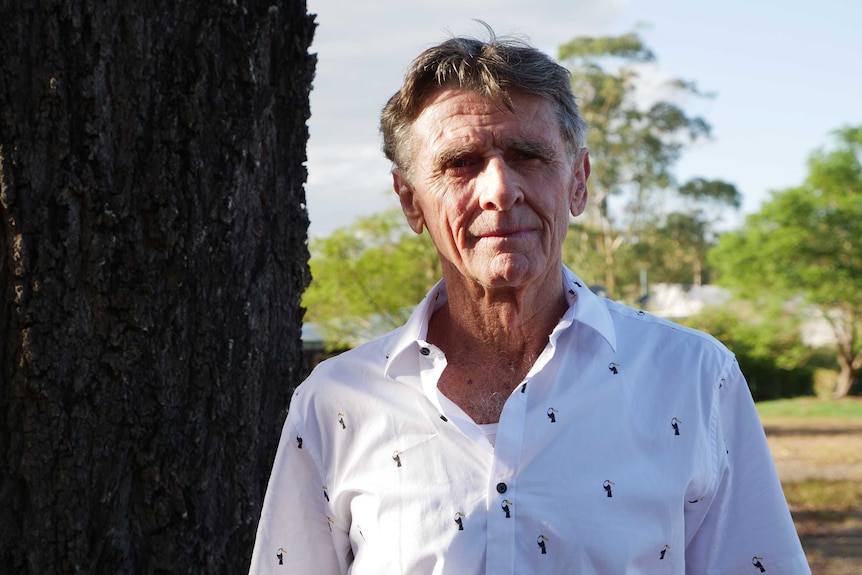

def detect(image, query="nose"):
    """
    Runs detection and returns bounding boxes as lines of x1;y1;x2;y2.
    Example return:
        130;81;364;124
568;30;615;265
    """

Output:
477;157;524;211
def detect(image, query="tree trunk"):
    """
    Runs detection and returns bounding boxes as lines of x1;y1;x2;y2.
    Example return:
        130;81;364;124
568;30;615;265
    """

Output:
833;354;860;399
0;1;315;572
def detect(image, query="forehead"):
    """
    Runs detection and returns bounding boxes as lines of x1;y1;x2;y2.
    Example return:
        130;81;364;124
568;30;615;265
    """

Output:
410;89;564;157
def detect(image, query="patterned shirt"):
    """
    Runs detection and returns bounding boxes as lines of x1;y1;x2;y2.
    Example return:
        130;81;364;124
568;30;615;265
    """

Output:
250;266;809;574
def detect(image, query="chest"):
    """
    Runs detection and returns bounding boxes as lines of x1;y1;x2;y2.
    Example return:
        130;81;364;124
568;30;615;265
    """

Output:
436;361;530;424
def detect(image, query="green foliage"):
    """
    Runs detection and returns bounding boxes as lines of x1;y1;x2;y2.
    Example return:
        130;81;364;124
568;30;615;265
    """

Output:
681;302;814;401
557;31;737;296
303;209;441;347
709;125;862;398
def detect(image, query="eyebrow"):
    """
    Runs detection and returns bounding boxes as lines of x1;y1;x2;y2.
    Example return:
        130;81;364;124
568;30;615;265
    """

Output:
432;145;477;171
432;137;558;171
502;138;558;161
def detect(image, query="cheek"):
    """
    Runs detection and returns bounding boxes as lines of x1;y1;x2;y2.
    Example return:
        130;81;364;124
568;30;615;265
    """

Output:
428;188;474;236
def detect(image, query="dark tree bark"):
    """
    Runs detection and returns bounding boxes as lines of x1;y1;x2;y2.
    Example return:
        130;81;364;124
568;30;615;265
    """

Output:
0;1;315;572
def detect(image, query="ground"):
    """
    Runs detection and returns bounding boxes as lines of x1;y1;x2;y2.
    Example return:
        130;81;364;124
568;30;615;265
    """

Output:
763;417;862;574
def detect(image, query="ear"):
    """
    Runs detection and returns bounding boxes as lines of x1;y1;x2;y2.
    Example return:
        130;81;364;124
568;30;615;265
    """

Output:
569;148;591;217
392;169;425;234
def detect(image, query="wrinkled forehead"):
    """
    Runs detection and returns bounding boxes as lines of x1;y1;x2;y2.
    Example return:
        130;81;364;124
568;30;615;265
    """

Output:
411;88;566;154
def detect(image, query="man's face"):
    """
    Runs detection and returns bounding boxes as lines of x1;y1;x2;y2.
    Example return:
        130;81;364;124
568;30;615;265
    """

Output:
393;88;590;292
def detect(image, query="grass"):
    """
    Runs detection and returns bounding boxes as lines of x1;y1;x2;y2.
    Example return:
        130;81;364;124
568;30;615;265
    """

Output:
756;396;862;419
783;480;862;513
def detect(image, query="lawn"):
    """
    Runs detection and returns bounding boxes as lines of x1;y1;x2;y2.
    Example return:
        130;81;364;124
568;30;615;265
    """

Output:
757;396;862;419
758;396;862;574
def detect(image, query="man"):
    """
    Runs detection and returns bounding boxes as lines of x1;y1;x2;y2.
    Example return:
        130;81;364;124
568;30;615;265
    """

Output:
250;29;810;574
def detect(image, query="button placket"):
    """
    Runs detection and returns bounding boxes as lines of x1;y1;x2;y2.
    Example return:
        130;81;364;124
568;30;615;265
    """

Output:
485;376;530;575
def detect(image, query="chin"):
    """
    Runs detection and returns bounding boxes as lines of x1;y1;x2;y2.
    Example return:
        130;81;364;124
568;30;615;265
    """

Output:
477;258;542;289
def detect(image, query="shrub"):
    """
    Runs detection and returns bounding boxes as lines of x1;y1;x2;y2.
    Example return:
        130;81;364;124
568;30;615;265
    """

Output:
681;302;814;401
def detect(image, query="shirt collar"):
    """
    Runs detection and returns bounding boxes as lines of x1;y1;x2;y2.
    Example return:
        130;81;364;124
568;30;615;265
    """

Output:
383;265;616;380
561;265;617;351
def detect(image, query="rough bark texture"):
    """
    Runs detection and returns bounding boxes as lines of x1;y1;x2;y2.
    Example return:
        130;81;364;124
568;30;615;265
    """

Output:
0;1;315;572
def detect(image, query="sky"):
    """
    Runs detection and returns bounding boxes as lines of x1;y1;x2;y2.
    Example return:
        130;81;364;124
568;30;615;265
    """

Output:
303;0;862;238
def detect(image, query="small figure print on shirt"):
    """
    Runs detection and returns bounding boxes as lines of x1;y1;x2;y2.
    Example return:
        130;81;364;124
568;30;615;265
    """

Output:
537;535;549;554
322;485;329;501
392;450;402;468
671;417;682;435
660;545;670;560
454;512;465;531
337;412;347;429
501;499;512;518
547;407;558;423
752;556;766;572
608;362;620;374
603;480;615;498
296;435;303;449
276;547;286;565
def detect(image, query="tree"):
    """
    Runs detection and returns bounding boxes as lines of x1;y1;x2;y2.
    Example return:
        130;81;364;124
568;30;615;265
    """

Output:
0;1;315;572
709;126;862;398
558;32;726;297
303;209;440;347
635;178;741;287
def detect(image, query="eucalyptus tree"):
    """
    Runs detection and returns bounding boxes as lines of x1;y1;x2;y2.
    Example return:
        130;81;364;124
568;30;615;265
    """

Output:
558;32;715;296
0;1;315;571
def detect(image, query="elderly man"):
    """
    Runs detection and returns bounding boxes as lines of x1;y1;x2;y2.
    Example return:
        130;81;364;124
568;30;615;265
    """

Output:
250;29;809;574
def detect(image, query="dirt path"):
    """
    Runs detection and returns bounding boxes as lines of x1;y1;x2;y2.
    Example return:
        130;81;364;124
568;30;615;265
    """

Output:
763;417;862;574
764;417;862;483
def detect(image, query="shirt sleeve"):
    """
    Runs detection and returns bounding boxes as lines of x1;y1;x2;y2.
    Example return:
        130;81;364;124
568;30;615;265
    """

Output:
685;357;810;574
249;404;347;575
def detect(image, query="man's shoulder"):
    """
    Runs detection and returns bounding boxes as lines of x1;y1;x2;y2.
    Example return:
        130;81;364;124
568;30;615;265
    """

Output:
604;298;731;357
300;326;404;389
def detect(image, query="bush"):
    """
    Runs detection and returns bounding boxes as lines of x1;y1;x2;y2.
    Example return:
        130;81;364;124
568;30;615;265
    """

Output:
681;303;814;401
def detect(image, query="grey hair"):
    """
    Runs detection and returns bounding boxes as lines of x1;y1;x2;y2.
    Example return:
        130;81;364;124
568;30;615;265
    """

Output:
380;23;588;175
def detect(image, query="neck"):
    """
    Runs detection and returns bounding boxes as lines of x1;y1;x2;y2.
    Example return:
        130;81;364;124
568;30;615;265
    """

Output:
426;265;568;424
429;264;567;353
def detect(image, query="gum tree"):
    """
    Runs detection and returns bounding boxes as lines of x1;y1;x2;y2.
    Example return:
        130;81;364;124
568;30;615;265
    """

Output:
558;32;720;297
0;1;315;571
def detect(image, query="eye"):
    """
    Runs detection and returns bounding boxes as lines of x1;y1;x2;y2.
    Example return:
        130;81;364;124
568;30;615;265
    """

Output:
505;141;555;166
444;154;481;173
508;149;549;164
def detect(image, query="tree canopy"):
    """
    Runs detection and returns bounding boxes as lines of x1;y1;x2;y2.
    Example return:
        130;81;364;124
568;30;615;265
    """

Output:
558;31;738;299
303;209;440;347
709;126;862;397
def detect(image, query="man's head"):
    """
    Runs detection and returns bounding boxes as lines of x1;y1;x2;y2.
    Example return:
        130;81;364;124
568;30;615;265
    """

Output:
382;26;591;293
380;25;588;178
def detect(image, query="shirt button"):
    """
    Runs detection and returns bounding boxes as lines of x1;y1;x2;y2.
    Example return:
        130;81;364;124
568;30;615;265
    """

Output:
496;482;507;494
420;347;430;356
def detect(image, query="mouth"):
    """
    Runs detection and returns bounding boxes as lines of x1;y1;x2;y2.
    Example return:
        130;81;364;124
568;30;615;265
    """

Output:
473;227;534;240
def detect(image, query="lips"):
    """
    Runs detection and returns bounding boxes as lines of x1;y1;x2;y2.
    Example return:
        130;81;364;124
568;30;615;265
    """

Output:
475;227;531;239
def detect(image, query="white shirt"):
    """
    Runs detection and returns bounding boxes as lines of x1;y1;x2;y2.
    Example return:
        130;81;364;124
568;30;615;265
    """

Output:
250;266;809;574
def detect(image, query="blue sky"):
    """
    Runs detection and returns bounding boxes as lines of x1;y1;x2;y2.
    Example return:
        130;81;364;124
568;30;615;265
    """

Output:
303;0;862;238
